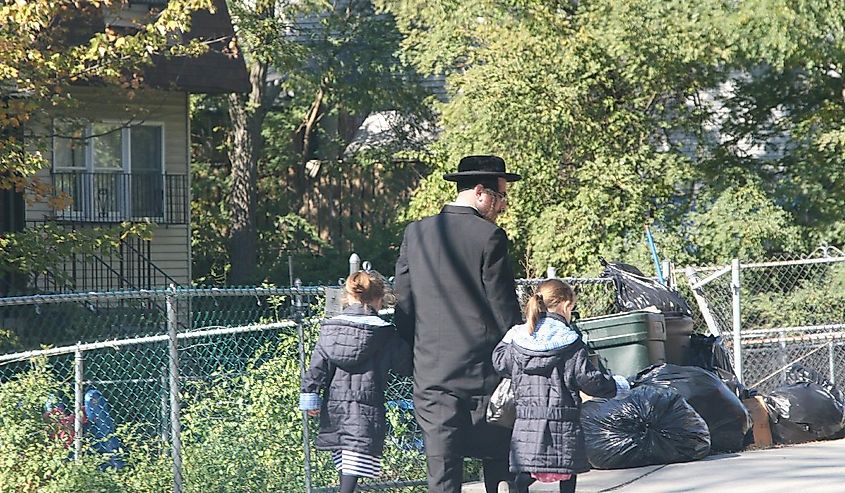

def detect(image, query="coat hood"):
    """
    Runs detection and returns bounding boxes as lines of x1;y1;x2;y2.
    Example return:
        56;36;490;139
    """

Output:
503;313;583;374
320;304;394;370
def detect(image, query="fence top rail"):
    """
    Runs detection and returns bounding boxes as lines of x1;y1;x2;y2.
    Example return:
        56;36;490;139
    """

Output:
516;277;612;286
0;320;298;365
743;332;845;347
0;286;327;306
741;323;845;337
0;278;614;307
739;255;845;269
682;251;845;274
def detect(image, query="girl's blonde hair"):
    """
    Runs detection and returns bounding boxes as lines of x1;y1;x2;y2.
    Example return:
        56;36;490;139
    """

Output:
345;270;388;307
525;279;575;334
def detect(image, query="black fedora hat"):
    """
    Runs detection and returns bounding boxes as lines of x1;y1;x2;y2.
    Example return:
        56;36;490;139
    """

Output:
443;155;522;182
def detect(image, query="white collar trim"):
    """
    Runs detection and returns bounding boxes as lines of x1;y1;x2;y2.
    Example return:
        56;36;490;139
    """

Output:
332;314;392;327
446;201;479;212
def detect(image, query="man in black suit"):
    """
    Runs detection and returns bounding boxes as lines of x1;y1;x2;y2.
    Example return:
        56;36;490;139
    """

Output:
394;155;523;493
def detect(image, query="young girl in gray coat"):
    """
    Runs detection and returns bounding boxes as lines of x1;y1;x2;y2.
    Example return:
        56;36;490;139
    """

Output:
493;279;630;493
300;271;412;493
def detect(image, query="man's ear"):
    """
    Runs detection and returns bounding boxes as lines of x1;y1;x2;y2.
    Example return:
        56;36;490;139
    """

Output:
473;184;485;199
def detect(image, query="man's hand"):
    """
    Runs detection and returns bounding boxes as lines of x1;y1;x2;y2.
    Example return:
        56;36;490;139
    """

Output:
307;409;320;417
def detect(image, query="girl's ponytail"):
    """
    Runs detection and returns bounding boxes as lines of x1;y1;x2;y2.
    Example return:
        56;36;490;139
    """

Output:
525;279;576;335
525;293;547;335
345;270;386;307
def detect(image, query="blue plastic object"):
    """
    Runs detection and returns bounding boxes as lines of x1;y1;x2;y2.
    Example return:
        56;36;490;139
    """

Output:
644;225;665;285
84;388;126;469
385;399;424;452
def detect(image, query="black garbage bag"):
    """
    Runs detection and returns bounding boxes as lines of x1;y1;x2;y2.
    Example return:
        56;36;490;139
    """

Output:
685;335;755;399
685;335;735;375
581;386;710;469
600;259;692;316
765;364;845;444
785;364;845;404
632;364;752;452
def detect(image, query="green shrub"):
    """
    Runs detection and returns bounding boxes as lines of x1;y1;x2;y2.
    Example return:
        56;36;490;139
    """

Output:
0;361;171;493
0;325;430;492
0;360;69;492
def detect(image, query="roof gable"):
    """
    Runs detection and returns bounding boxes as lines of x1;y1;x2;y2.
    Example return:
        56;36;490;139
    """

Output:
58;0;249;94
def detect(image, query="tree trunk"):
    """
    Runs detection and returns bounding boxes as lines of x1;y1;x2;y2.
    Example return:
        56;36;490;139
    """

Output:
225;59;279;285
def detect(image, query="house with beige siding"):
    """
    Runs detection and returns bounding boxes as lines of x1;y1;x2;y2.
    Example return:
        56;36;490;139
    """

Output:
0;0;247;295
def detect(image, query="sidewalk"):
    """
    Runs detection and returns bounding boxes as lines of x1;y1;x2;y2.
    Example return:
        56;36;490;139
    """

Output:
462;438;845;492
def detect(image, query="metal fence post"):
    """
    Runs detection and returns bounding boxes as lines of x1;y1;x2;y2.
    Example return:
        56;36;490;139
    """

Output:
662;260;673;289
74;343;84;461
296;278;313;493
731;259;743;384
778;330;787;386
546;266;557;279
349;252;361;275
166;285;183;493
829;341;836;384
160;365;169;444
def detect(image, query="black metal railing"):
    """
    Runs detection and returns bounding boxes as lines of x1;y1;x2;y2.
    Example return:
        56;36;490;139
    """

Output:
51;172;188;224
18;221;182;295
120;236;182;290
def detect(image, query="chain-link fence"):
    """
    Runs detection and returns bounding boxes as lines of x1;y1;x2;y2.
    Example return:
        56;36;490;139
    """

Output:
7;252;841;491
0;277;618;493
681;247;845;394
0;287;321;493
0;285;319;353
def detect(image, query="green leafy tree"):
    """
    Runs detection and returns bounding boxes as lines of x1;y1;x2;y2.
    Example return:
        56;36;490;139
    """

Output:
687;184;804;265
195;0;430;284
715;0;845;248
380;0;842;274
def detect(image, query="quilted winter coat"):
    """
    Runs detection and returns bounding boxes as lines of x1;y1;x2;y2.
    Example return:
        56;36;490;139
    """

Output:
300;304;413;456
492;312;619;474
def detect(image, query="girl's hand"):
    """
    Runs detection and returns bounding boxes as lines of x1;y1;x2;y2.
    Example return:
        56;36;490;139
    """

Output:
307;409;320;417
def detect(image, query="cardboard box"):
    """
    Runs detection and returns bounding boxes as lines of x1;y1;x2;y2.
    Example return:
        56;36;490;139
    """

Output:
743;396;773;449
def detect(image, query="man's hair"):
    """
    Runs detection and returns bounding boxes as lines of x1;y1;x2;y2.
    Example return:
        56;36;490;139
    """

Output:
456;176;499;193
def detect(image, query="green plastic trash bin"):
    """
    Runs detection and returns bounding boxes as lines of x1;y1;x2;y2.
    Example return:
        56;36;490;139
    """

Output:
576;311;666;378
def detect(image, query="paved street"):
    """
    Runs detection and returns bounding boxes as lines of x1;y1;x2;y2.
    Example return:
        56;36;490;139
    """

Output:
463;438;845;492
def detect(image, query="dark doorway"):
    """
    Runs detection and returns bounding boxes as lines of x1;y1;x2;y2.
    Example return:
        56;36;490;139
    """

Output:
0;185;26;296
1;121;28;295
0;186;25;233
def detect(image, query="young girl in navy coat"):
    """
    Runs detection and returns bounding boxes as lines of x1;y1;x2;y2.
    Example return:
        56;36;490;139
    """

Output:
300;271;412;493
493;279;630;493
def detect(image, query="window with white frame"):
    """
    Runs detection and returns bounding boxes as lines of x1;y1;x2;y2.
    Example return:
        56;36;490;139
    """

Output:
53;120;164;221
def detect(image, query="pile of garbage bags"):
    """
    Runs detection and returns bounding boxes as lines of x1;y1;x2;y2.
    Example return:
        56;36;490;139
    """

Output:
582;386;710;469
633;364;752;452
580;356;845;469
582;260;845;468
581;362;752;469
765;365;845;445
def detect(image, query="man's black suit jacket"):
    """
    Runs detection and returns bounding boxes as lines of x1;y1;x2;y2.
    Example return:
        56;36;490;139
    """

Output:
394;204;523;397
